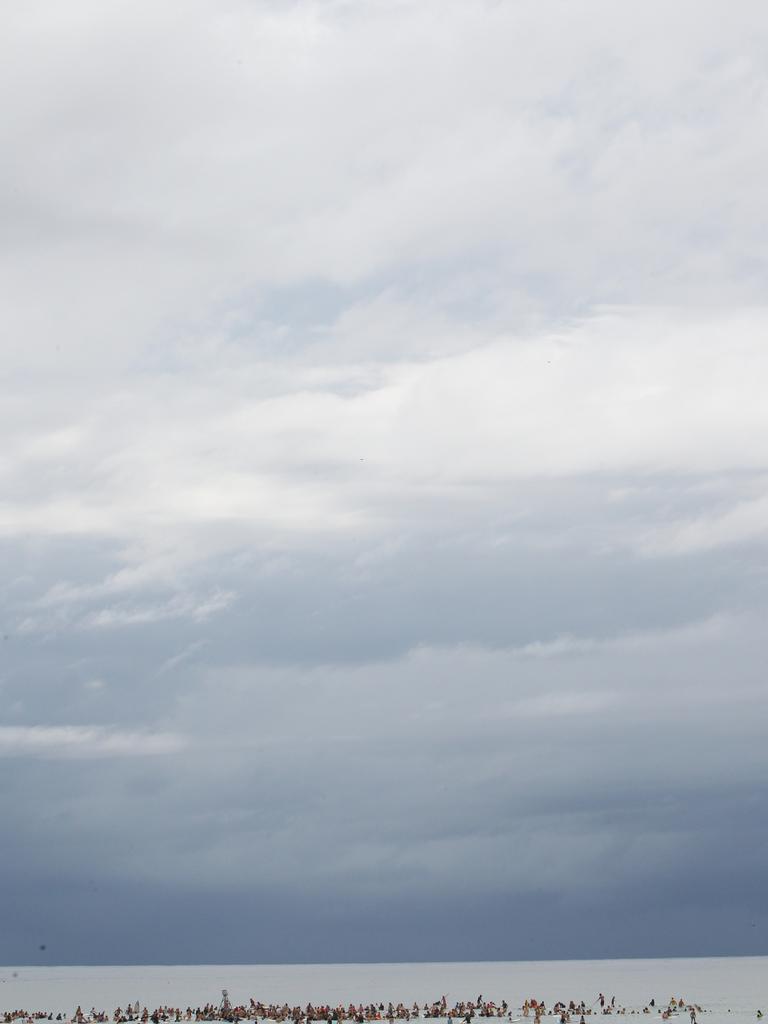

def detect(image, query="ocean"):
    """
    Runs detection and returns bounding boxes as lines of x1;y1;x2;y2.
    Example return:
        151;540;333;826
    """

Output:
0;958;765;1019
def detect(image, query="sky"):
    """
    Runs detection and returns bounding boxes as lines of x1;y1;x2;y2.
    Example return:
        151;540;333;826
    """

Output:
1;0;768;966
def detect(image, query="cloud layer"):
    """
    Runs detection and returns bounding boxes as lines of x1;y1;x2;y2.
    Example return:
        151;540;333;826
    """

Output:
1;0;767;966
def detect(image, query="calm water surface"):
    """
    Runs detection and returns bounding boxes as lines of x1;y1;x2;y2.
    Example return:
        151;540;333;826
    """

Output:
1;959;765;1020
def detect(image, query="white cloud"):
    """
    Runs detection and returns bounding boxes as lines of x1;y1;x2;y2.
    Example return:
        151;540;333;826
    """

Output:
0;725;186;758
510;615;733;659
16;588;234;634
1;0;767;367
638;490;768;556
81;589;234;629
506;690;617;718
0;0;766;583
3;307;768;579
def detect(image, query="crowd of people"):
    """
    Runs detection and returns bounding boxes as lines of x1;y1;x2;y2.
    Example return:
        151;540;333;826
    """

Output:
2;994;712;1024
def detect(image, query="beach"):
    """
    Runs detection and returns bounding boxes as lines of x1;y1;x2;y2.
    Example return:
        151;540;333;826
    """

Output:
1;958;764;1023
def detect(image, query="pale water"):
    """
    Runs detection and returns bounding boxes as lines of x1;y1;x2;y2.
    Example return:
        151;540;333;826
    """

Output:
1;960;765;1020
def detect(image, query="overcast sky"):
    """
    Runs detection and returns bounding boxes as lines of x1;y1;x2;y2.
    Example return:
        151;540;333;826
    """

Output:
2;0;768;966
